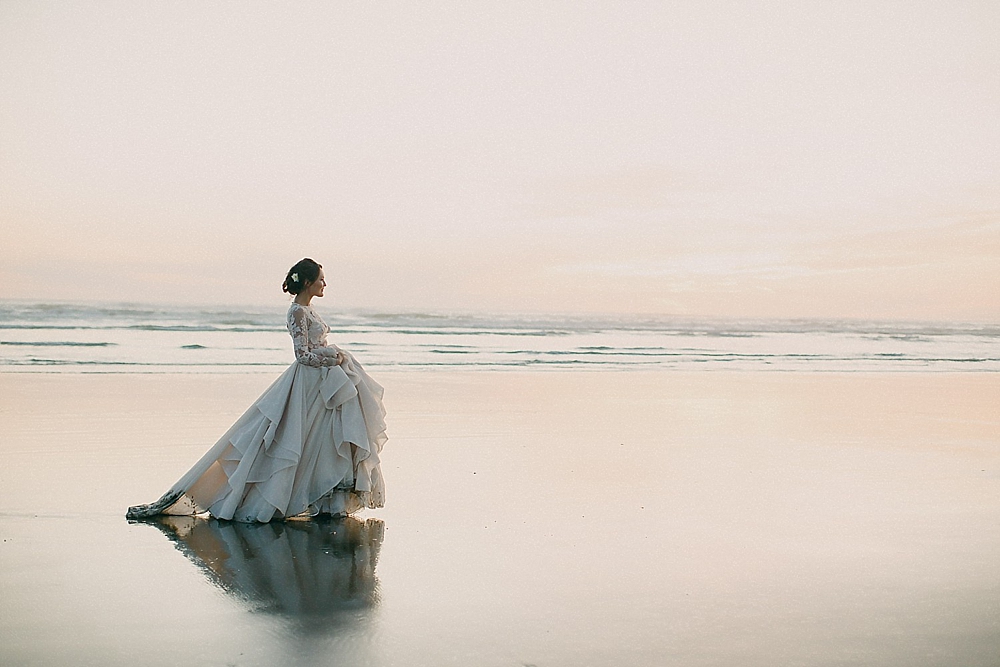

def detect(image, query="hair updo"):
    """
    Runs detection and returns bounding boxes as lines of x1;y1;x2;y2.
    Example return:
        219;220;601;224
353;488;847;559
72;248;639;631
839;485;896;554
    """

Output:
282;258;323;295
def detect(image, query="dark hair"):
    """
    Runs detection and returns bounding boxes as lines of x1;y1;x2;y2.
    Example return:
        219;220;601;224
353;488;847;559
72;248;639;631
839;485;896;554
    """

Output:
282;258;322;295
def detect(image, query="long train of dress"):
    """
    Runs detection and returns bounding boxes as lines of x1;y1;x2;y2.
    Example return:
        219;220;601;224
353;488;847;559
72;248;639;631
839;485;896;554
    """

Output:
126;350;387;523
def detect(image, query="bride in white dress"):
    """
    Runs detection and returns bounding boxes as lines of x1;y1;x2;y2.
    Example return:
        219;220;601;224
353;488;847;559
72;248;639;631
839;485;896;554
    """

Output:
127;258;387;523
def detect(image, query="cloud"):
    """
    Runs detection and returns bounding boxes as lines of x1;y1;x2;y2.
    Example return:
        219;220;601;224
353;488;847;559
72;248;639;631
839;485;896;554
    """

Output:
524;166;722;220
553;251;808;280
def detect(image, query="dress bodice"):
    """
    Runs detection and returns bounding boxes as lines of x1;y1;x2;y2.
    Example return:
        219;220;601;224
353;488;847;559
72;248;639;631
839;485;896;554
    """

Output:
287;303;338;367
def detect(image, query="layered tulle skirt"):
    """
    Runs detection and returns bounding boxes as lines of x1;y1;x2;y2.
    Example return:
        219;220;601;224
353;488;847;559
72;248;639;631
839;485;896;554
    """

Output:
127;352;387;523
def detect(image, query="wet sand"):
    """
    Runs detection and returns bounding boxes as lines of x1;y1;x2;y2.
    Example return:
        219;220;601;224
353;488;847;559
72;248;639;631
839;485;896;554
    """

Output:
1;371;998;666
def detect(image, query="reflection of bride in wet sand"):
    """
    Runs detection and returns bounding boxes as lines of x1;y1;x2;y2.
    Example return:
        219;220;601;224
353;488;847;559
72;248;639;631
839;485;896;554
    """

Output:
143;516;384;623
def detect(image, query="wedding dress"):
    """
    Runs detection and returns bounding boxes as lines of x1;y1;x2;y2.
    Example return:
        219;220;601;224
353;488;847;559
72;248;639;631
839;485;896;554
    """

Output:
127;303;387;523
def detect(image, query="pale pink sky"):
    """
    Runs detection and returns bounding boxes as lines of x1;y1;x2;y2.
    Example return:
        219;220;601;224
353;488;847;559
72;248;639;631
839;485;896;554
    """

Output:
1;2;998;320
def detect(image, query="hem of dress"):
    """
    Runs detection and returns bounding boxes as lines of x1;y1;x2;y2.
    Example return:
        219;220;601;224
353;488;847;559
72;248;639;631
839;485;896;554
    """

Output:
127;484;382;524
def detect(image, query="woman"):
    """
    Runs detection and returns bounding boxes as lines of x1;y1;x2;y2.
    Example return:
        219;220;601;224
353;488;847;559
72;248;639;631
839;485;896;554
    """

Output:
127;258;387;523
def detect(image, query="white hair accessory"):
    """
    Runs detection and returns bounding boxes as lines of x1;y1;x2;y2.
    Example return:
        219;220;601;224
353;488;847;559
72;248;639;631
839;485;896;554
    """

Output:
291;273;299;283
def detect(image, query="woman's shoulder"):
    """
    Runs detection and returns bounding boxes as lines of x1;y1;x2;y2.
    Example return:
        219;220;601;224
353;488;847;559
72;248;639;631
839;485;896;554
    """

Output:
287;302;311;321
287;302;323;321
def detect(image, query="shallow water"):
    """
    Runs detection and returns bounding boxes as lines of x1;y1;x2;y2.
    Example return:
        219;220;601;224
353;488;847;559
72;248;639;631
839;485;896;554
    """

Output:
2;371;999;666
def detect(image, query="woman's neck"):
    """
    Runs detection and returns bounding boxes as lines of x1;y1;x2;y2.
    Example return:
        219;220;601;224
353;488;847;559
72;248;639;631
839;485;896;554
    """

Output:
294;295;312;307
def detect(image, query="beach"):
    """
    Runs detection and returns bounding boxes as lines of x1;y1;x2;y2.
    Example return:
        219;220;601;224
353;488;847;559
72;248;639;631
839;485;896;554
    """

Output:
4;1;999;663
1;369;997;666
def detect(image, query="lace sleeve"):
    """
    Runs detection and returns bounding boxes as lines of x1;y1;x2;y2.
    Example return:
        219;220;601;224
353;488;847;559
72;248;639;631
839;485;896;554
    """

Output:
288;306;336;367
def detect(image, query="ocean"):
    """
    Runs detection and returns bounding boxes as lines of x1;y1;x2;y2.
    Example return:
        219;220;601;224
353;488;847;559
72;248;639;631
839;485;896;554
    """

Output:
1;301;997;373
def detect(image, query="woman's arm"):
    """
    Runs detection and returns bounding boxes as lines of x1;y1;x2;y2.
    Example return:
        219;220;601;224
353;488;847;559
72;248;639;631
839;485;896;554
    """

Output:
288;308;338;367
316;346;346;365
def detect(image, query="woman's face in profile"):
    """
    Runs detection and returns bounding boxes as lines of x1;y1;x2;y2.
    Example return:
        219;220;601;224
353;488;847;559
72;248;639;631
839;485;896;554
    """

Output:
306;269;326;299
